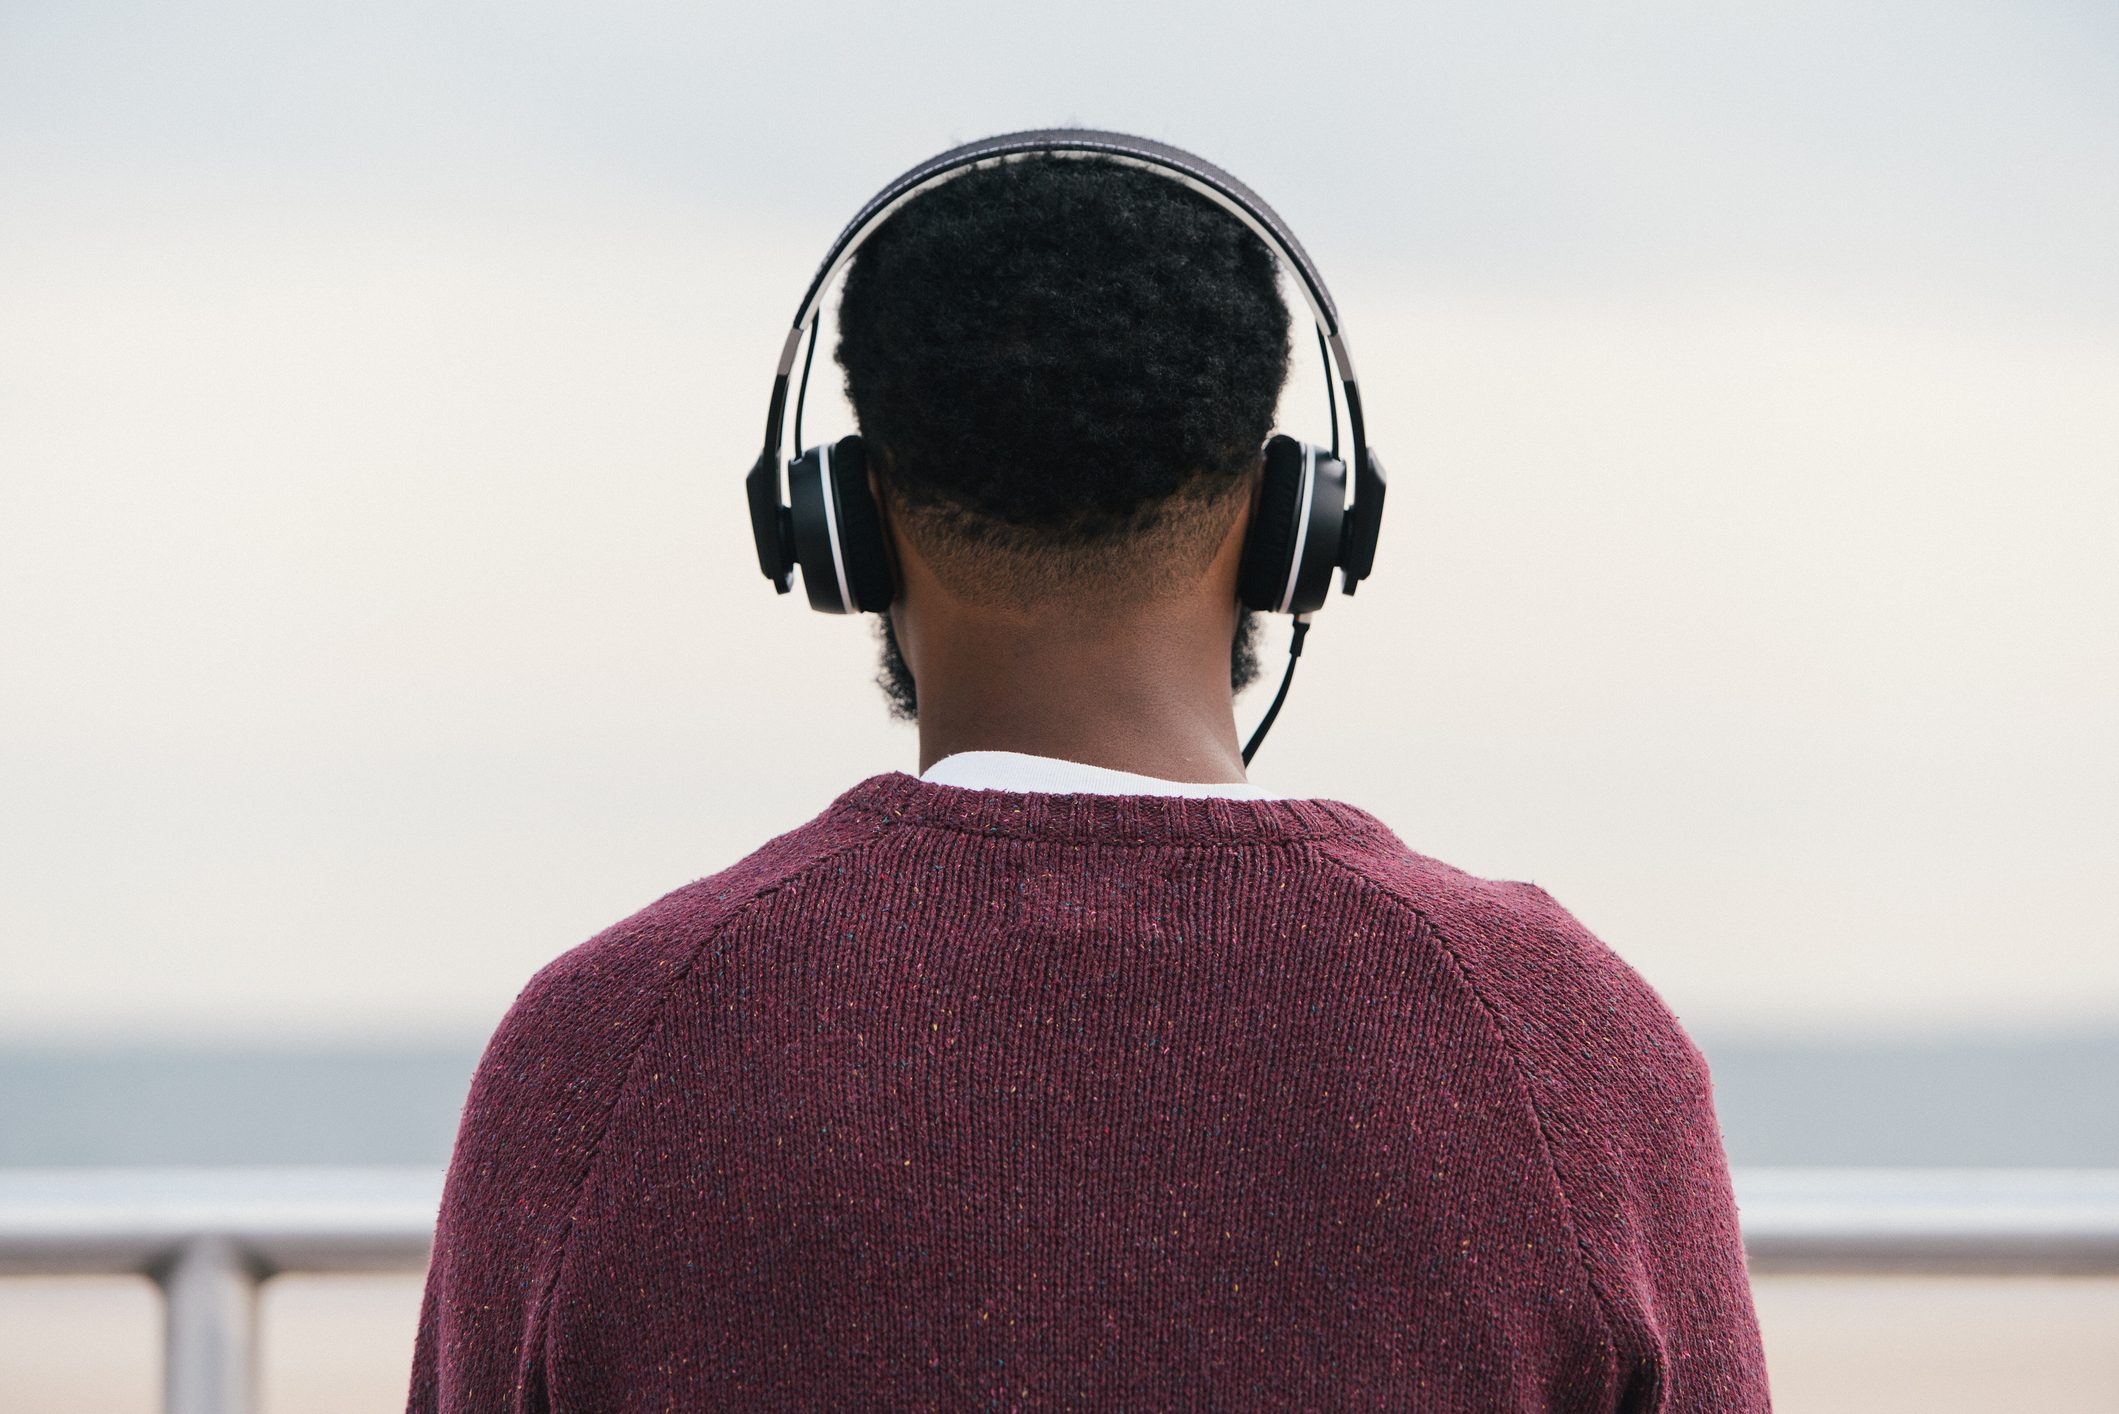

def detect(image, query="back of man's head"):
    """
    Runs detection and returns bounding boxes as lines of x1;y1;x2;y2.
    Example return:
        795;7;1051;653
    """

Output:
834;154;1292;611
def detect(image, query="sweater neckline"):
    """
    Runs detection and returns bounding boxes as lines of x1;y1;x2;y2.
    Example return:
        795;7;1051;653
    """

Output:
831;771;1396;847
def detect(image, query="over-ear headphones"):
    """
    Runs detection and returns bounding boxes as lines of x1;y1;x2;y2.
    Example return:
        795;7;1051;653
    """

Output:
742;129;1388;758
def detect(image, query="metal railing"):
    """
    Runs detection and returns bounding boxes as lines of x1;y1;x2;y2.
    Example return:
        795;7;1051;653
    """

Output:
3;1166;2117;1413
0;1169;438;1414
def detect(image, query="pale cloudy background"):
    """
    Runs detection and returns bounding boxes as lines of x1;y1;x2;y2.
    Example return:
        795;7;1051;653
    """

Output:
2;0;2114;1042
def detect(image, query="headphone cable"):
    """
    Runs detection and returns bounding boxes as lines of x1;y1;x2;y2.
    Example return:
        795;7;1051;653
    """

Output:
1240;615;1311;767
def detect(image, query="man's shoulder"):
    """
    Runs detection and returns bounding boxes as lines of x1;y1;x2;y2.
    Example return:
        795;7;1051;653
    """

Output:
1316;827;1712;1099
1314;826;1570;937
1315;824;1626;970
488;790;894;1058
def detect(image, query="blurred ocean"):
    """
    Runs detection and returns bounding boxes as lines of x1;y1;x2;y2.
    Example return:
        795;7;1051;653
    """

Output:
3;1028;2111;1169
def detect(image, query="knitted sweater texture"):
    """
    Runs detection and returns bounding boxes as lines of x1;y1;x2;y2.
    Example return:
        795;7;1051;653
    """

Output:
407;772;1769;1412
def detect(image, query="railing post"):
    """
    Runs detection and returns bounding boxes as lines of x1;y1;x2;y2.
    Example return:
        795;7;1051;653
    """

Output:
158;1235;262;1414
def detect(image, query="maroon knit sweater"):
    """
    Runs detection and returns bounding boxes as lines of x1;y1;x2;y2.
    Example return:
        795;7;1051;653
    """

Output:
408;773;1769;1412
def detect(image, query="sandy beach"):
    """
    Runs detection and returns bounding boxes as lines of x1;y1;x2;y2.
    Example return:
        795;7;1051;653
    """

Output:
4;1272;2116;1412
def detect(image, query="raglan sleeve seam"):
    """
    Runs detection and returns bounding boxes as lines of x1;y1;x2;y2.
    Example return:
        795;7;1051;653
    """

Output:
518;828;900;1405
1308;848;1632;1400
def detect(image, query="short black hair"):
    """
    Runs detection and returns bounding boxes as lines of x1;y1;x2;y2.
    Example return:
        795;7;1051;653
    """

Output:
834;152;1291;594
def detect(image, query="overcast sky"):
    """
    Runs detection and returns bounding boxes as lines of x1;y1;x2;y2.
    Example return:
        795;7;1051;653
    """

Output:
2;1;2114;1041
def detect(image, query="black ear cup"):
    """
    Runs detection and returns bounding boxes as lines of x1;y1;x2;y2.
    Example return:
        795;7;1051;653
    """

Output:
787;436;896;614
1237;437;1304;612
824;438;895;612
1238;435;1348;615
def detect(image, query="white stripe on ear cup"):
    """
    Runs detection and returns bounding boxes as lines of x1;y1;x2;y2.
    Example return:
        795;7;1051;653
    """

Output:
1278;442;1317;614
817;443;855;613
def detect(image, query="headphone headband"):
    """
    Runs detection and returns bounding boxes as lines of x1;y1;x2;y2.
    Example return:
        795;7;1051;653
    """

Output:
782;129;1345;364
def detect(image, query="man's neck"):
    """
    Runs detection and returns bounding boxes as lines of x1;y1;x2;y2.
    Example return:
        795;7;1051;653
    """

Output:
910;611;1249;783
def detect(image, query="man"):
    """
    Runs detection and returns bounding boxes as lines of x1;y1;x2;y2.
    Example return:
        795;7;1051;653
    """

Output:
408;148;1769;1411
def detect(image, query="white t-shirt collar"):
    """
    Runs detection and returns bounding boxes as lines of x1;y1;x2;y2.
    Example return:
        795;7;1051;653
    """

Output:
919;749;1284;800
